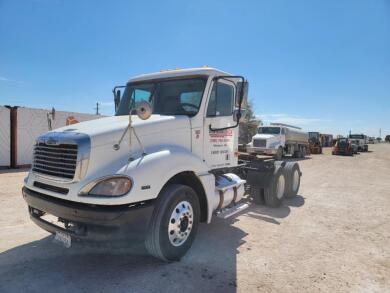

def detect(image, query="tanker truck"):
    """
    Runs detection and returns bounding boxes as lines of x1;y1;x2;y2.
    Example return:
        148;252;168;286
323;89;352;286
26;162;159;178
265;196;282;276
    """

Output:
22;67;302;262
247;123;309;160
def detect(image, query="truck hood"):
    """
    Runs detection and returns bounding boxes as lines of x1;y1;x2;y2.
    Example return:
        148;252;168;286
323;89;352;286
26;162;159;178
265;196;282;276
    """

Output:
54;115;190;147
252;134;278;140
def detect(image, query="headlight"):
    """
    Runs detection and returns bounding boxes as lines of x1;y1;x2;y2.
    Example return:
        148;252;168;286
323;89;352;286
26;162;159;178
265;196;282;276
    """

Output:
79;176;132;197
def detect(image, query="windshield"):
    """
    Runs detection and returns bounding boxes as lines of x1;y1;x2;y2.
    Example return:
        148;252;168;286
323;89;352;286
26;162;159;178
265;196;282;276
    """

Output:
258;127;281;134
116;78;206;116
338;139;348;147
349;134;364;139
309;132;319;139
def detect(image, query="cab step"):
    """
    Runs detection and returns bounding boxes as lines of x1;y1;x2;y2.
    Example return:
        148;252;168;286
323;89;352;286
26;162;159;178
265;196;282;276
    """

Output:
216;202;250;219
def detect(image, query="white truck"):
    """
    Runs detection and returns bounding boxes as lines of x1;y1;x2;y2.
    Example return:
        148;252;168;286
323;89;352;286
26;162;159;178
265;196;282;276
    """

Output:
22;68;302;261
247;123;309;160
348;134;368;152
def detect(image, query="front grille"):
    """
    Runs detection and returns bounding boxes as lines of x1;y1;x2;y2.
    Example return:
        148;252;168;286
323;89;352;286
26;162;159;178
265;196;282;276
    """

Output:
32;142;78;180
253;139;266;148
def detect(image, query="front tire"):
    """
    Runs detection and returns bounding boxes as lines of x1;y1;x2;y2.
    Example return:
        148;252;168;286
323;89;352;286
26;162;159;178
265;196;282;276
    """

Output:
274;147;283;161
145;184;200;262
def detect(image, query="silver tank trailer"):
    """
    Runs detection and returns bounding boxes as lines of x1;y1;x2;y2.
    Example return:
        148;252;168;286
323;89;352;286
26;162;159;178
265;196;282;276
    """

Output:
271;123;309;144
284;127;309;144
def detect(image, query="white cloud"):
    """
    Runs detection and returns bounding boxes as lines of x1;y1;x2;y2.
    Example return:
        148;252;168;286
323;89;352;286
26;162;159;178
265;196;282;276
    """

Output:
257;113;324;127
0;76;10;82
99;101;114;107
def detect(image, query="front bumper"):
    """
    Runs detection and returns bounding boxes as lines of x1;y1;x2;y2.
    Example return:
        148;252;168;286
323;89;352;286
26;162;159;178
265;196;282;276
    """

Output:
22;187;154;243
332;148;352;155
246;147;277;155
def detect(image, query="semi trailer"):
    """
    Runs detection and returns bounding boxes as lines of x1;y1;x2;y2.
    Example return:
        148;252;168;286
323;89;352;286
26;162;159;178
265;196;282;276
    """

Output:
22;68;302;261
247;123;309;160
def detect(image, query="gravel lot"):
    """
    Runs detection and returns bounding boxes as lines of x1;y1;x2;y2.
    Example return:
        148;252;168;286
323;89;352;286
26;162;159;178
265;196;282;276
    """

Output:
1;144;389;292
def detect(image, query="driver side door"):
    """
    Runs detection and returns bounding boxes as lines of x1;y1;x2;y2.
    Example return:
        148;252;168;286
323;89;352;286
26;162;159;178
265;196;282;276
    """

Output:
203;80;237;169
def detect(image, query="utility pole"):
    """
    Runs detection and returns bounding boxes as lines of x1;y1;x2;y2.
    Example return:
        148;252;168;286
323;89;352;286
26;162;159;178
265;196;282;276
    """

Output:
94;102;100;115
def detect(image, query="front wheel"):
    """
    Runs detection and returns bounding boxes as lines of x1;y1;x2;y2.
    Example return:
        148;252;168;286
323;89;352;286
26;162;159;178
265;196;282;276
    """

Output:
145;184;200;262
274;147;283;161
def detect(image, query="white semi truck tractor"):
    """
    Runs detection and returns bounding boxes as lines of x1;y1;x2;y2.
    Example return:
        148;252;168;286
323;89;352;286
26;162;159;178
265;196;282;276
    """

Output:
247;123;309;160
348;134;368;152
22;68;302;261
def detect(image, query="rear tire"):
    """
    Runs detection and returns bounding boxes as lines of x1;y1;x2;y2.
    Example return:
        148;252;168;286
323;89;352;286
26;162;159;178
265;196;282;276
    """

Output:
284;162;301;198
145;184;200;262
264;167;286;207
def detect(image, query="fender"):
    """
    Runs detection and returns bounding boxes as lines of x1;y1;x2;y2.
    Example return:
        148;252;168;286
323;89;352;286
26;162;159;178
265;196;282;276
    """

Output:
115;146;214;209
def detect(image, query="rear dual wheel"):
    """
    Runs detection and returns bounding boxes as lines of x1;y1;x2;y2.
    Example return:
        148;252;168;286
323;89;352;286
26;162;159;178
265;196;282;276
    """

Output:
263;167;286;207
284;162;301;198
252;162;301;207
296;146;307;158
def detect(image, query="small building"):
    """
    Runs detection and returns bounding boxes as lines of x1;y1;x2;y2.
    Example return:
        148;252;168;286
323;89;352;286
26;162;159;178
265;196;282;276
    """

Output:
0;106;101;168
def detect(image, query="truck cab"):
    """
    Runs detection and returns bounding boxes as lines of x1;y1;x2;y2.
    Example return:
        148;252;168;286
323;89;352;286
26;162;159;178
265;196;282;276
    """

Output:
348;134;368;152
22;68;302;261
248;126;285;158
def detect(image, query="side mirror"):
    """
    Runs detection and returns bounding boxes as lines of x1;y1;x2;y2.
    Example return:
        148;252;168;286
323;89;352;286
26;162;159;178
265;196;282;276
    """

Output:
233;108;248;122
236;81;249;108
114;89;121;112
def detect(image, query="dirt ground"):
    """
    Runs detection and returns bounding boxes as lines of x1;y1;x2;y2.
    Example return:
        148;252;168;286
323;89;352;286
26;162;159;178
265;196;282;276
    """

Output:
0;144;389;293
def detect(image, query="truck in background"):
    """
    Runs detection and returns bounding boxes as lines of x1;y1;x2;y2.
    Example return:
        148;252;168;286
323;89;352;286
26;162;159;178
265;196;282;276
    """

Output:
22;68;303;262
348;134;368;152
247;123;309;160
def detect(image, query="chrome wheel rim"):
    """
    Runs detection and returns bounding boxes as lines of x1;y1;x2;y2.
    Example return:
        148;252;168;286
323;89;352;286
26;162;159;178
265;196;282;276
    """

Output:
276;174;285;199
168;201;193;247
292;169;300;192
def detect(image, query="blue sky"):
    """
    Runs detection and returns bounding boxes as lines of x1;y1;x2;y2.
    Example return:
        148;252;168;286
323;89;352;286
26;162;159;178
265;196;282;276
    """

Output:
1;0;389;137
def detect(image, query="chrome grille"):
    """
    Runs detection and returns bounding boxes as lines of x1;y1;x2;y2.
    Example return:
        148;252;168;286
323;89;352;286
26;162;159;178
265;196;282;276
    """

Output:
33;142;78;180
253;139;266;148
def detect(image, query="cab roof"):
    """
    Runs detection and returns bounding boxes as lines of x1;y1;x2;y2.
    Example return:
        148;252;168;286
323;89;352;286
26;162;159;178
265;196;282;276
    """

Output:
127;67;230;83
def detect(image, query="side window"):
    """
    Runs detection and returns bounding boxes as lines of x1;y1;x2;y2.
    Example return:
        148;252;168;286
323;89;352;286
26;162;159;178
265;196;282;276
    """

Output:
207;82;234;117
129;87;153;114
281;128;285;135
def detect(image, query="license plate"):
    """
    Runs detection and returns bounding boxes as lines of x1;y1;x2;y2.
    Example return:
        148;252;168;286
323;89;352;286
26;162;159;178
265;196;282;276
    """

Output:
54;231;71;248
